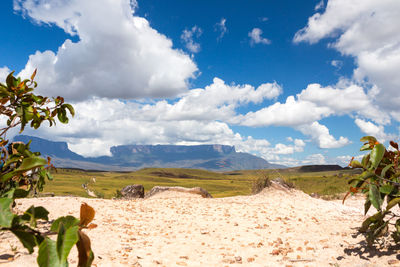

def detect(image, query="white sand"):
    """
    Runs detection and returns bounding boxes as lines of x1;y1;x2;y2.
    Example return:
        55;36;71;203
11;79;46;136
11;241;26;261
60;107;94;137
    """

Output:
1;186;399;267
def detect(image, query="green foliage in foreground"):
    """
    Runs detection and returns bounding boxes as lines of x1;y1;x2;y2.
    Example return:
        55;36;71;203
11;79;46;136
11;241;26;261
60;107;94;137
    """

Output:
0;70;95;266
345;136;400;245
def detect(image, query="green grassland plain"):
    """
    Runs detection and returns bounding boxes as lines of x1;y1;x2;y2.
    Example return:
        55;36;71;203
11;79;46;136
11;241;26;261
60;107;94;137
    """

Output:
42;167;361;199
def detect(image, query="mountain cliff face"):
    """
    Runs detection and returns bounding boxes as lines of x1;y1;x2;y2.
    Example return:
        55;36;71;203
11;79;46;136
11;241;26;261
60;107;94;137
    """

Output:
12;135;285;171
13;135;85;161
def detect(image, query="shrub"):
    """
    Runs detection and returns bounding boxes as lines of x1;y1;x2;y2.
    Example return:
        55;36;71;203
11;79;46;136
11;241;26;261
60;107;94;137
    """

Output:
0;70;95;266
345;136;400;245
114;189;123;199
252;172;271;194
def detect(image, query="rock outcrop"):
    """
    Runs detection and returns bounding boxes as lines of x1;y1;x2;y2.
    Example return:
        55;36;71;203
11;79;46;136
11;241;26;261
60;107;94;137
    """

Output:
145;186;212;198
120;184;144;199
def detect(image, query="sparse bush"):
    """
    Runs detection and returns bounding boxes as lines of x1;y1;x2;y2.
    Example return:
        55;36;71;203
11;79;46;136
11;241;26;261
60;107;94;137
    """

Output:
0;70;95;266
345;136;400;245
94;190;105;199
114;189;123;199
272;177;295;189
252;172;271;194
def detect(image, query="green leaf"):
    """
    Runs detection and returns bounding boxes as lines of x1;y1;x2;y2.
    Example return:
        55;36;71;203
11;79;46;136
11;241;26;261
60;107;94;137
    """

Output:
0;170;17;183
364;199;372;215
57;109;68;124
21;206;49;227
0;197;14;227
360;143;372;151
11;228;38;254
379;184;394;195
361;154;370;168
14;188;30;198
350;160;363;168
360;136;377;143
17;156;47;172
37;238;66;267
359;211;386;232
381;164;394;178
347;177;363;185
369;184;383;211
387;197;400;210
56;223;79;263
51;216;80;233
1;188;15;198
370;143;385;170
46;171;53;181
6;71;15;88
61;104;75;117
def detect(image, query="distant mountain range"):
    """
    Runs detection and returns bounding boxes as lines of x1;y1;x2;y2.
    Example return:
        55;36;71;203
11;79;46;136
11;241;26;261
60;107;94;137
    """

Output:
13;135;285;171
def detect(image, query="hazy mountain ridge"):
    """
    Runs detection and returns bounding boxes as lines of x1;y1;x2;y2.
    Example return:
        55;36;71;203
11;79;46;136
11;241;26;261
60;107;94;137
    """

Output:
13;135;285;171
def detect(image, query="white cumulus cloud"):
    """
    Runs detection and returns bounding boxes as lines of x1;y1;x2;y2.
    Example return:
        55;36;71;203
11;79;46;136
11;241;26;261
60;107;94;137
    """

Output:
14;0;197;101
19;78;286;157
238;95;333;127
248;28;271;45
297;121;350;148
315;0;325;11
294;0;400;118
215;18;227;41
181;25;202;53
0;67;11;83
354;118;395;143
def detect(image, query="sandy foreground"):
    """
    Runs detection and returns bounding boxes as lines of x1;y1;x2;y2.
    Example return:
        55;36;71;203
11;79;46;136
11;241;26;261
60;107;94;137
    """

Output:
1;185;399;267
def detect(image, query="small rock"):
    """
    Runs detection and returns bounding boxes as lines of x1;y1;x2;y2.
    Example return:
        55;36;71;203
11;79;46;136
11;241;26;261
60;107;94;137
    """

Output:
120;184;144;199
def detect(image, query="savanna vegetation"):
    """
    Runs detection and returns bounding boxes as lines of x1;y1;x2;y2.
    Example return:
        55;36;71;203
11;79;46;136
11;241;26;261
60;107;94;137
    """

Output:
43;166;358;199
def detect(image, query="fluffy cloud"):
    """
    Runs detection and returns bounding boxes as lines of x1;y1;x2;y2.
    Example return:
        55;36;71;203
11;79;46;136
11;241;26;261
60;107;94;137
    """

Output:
297;121;350;148
19;78;285;157
181;26;202;53
298;82;389;124
215;18;227;41
294;0;400;117
354;118;396;143
248;28;271;45
139;78;283;122
0;67;11;83
271;139;305;155
314;0;325;11
302;153;326;165
238;95;332;127
238;81;386;130
14;0;197;101
27;96;305;160
331;60;342;69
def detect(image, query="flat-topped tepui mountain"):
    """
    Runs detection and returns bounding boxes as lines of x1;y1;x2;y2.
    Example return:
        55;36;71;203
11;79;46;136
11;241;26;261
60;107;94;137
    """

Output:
13;135;285;171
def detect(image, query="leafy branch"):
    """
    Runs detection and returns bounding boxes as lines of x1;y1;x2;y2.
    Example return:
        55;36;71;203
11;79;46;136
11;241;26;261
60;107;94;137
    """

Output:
0;70;95;266
345;136;400;245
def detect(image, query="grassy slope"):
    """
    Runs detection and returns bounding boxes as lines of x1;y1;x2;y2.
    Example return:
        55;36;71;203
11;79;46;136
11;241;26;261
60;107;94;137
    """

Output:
42;167;359;199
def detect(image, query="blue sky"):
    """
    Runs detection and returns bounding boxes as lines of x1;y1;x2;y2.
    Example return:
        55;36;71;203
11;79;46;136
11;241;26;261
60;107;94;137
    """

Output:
1;0;399;166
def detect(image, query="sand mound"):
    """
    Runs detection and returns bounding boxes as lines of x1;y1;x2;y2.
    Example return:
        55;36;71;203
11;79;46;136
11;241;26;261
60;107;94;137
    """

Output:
1;187;399;267
147;190;203;199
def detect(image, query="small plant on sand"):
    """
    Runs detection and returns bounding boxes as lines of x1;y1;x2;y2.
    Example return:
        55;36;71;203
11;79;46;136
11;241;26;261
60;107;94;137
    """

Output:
0;70;96;266
252;172;271;194
345;136;400;245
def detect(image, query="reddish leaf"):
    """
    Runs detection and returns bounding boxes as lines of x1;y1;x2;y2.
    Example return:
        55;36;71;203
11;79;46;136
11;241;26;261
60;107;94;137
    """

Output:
80;203;95;227
390;141;399;150
76;230;94;267
30;69;37;81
